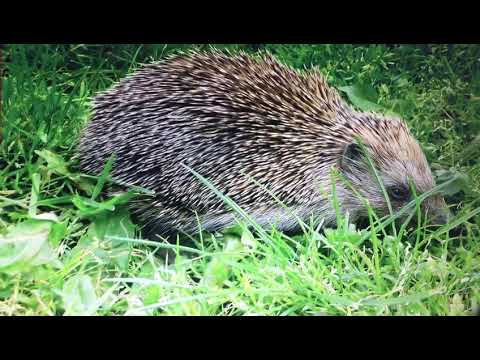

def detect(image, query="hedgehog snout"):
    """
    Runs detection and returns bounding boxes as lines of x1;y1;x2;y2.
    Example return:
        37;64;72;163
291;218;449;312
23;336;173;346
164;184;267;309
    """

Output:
423;195;452;226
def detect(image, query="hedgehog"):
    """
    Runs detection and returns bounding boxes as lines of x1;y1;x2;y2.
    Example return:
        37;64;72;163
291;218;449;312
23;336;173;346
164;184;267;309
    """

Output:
78;50;451;238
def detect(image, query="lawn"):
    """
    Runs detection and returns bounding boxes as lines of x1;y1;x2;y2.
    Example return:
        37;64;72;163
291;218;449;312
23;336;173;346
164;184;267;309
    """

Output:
1;44;479;315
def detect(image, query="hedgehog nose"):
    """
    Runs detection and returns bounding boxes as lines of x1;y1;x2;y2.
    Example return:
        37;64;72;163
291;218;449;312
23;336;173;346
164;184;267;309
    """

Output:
429;207;465;237
431;210;450;225
425;195;452;226
430;207;452;226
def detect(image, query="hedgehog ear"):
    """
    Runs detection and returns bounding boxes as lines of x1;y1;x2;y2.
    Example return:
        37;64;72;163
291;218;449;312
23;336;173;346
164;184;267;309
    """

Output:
338;142;364;171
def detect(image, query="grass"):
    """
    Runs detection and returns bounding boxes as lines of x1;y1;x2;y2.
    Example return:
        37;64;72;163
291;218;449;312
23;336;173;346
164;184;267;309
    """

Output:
1;44;480;316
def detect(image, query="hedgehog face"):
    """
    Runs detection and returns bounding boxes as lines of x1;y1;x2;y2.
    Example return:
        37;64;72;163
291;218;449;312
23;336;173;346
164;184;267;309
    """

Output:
337;116;450;226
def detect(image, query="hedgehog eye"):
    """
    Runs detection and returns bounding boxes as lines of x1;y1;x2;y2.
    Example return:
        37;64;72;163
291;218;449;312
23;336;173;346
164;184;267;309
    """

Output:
388;186;410;201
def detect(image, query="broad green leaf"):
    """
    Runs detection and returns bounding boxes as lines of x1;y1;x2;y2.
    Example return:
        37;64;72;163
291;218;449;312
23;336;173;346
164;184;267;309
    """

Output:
142;285;162;306
319;222;365;248
0;217;62;273
203;256;229;287
434;169;471;196
48;222;68;248
339;84;386;113
73;192;136;218
389;98;415;115
35;149;70;177
62;274;99;316
203;236;246;287
78;208;136;271
74;179;96;197
0;282;13;299
240;228;257;251
136;262;162;306
35;149;96;196
72;195;115;217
